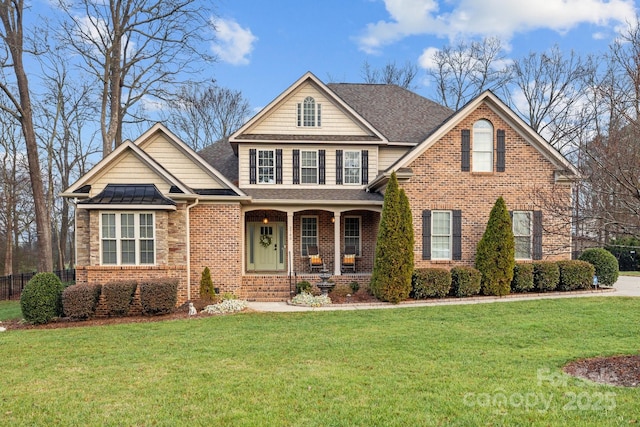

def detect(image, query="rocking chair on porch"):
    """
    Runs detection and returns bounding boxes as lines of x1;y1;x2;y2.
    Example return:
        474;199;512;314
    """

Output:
307;246;324;273
341;245;357;273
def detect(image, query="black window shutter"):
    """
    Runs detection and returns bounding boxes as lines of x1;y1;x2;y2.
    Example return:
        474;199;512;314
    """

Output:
422;210;431;260
452;210;462;260
319;150;325;185
275;149;283;184
361;150;369;184
461;129;470;172
533;210;543;260
496;129;506;172
336;150;343;185
292;149;300;184
249;149;256;184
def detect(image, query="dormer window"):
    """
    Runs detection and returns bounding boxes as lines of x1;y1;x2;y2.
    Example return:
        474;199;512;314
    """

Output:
297;96;321;127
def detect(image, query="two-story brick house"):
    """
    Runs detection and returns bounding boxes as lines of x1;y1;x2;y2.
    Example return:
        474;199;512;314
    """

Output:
61;71;578;302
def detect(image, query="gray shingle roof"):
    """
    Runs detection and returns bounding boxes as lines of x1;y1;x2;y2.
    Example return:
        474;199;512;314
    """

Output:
243;188;384;203
198;137;239;183
327;83;454;144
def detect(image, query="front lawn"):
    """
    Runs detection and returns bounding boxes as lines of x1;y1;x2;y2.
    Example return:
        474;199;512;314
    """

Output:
1;298;639;426
0;300;22;321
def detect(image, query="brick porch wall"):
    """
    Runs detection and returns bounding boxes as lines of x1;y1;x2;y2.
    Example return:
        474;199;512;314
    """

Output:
401;103;573;269
241;273;372;301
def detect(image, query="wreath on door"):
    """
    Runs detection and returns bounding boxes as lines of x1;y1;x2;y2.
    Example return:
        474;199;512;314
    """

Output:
259;234;272;248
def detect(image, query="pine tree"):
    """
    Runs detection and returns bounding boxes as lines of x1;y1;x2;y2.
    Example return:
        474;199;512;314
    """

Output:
475;197;515;296
371;172;414;303
199;267;215;301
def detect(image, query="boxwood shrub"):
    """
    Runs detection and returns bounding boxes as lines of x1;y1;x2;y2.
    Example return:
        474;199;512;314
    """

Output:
532;261;560;292
511;263;534;293
578;247;619;286
103;280;138;316
450;266;482;297
140;278;179;315
62;284;102;320
20;272;65;324
557;260;595;291
412;268;452;299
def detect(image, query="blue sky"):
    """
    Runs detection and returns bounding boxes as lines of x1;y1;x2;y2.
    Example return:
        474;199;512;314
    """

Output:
209;0;638;111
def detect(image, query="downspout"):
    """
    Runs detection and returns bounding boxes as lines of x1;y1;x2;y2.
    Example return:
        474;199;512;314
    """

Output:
185;198;199;301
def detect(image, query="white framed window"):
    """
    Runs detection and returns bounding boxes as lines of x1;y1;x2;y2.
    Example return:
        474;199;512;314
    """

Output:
300;150;318;184
100;212;155;265
344;151;361;185
473;119;493;172
344;216;361;256
258;150;275;184
300;216;318;256
297;96;321;127
432;210;452;260
513;211;532;259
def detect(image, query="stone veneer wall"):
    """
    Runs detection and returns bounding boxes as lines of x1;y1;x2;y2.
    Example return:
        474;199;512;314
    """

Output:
400;103;573;269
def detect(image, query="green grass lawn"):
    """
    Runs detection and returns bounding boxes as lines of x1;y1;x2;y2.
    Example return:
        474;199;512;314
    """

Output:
0;300;22;321
620;271;640;276
0;298;639;426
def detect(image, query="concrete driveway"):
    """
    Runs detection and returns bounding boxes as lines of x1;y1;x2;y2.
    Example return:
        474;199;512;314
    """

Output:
246;274;640;313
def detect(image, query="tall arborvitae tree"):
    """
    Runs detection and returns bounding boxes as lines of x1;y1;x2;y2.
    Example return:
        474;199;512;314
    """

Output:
371;172;414;303
475;197;515;296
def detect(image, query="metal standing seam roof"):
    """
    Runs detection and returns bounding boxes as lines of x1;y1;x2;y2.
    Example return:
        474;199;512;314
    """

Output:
242;188;384;203
78;184;176;206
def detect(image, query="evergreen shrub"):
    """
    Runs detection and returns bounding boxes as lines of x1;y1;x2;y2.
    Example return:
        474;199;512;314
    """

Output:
103;280;138;316
450;266;482;297
199;267;215;301
532;262;560;292
140;278;179;315
579;248;619;286
511;263;534;293
62;284;102;320
296;280;312;294
20;272;65;324
557;260;594;291
412;268;452;299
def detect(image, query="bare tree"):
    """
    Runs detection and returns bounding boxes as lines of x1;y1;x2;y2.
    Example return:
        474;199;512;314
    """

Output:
58;0;216;157
0;0;53;272
425;37;511;110
509;45;593;155
163;82;251;150
361;60;419;89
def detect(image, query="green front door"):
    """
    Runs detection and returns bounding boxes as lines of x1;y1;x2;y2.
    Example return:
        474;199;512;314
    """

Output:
246;222;286;272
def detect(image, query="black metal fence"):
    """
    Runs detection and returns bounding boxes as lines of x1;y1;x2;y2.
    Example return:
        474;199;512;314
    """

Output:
0;269;76;301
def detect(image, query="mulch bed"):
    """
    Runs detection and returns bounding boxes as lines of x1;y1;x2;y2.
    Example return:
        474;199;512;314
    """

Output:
564;355;640;387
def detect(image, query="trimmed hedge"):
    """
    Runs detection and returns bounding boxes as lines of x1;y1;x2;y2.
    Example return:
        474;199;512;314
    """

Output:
511;263;534;293
450;266;482;297
579;248;619;286
20;272;65;324
532;262;560;292
140;278;179;316
412;268;452;299
103;280;138;316
557;260;595;291
62;284;102;320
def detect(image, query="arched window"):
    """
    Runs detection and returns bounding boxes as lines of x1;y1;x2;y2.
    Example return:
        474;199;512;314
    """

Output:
473;119;493;172
297;96;321;127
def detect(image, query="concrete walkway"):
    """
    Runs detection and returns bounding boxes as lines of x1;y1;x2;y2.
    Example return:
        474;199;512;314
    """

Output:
246;275;640;313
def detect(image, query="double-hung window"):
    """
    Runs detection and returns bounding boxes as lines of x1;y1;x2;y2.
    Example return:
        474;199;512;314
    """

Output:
344;216;361;255
101;212;155;265
513;211;532;259
300;151;318;184
344;151;361;185
297;96;321;127
473;119;493;172
432;211;452;260
301;216;318;256
258;150;275;184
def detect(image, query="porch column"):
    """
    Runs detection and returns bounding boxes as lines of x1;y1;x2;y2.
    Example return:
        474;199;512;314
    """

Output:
287;211;294;275
333;211;341;275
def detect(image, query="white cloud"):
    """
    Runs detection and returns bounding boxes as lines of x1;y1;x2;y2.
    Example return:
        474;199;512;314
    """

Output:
211;18;257;65
418;46;440;70
356;0;636;53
